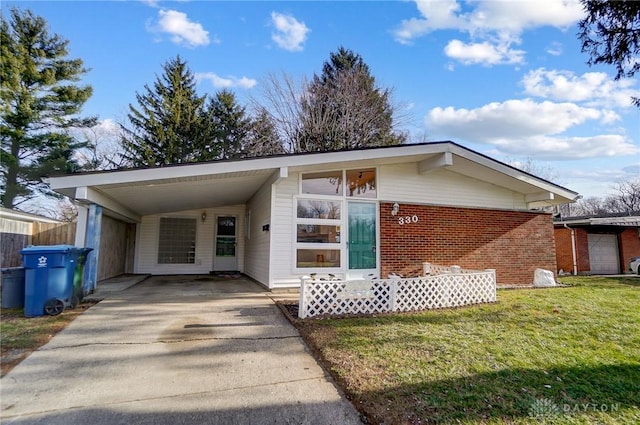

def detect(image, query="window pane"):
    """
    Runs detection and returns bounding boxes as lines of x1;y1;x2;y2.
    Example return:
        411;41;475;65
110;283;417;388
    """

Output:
297;200;341;219
158;217;196;264
217;217;236;236
216;237;236;256
346;168;376;198
297;225;341;243
296;249;340;268
301;171;343;196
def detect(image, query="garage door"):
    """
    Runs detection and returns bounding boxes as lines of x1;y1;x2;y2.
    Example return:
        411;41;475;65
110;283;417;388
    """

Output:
587;234;619;274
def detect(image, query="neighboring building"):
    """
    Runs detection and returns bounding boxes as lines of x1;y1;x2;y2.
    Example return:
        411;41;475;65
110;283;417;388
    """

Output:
554;213;640;275
0;208;65;268
48;142;579;289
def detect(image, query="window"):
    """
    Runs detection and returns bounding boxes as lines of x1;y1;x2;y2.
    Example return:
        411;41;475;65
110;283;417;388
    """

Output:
296;249;340;268
297;200;341;219
158;217;196;264
295;198;342;269
301;171;343;196
346;168;376;198
297;225;341;243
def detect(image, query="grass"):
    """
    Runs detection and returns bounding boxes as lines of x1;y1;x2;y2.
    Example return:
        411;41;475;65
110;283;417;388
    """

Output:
291;276;640;424
0;301;96;377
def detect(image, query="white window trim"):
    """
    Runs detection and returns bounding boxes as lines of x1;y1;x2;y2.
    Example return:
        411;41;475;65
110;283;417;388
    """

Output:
293;167;379;274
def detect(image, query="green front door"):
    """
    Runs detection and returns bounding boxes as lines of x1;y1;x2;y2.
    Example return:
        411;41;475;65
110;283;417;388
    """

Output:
348;202;377;272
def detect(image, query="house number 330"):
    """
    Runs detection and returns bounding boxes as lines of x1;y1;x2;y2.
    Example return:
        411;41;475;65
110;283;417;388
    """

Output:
398;215;419;225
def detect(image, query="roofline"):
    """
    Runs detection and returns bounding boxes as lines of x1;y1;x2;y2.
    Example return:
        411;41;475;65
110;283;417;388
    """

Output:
0;207;63;224
47;141;579;200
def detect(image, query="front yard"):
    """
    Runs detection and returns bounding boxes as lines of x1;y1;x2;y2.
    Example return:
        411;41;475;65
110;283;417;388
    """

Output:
290;276;640;424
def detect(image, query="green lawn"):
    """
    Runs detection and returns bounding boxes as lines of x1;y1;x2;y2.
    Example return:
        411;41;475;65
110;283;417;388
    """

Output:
293;276;640;424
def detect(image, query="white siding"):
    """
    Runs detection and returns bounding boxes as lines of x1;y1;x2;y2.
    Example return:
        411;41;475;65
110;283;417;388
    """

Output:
268;164;529;288
244;180;272;287
135;205;245;275
379;164;525;210
270;172;299;288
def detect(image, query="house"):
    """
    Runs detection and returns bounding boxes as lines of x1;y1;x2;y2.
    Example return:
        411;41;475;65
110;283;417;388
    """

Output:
554;212;640;275
47;141;579;290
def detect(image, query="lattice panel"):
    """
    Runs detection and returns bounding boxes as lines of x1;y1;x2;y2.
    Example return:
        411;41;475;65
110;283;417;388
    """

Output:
299;268;496;319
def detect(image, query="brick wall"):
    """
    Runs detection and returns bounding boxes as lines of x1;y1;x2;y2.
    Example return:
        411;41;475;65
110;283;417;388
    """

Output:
554;227;592;273
620;228;640;272
379;203;557;285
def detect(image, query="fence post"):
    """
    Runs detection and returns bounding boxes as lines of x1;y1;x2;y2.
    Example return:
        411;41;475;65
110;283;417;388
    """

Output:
486;269;497;302
298;277;308;319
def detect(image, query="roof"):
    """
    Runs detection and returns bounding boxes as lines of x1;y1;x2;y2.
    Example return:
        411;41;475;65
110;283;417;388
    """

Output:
555;211;640;227
47;141;580;223
0;207;63;224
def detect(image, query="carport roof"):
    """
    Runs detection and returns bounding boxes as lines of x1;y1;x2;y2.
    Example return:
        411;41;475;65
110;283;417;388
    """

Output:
48;141;580;222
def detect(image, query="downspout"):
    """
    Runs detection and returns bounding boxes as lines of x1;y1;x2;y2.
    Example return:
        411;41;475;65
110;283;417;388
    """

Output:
563;223;578;275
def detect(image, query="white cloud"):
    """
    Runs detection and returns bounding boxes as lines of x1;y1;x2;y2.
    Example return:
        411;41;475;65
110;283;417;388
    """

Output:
522;68;640;108
546;41;563;56
151;9;211;48
425;99;638;159
444;38;524;65
270;12;310;52
393;0;584;66
196;72;257;89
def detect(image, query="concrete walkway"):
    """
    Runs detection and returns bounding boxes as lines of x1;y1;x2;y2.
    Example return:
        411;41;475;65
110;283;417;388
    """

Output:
0;275;363;425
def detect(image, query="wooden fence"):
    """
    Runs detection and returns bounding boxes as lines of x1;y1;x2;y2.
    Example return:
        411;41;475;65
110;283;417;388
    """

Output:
1;221;75;268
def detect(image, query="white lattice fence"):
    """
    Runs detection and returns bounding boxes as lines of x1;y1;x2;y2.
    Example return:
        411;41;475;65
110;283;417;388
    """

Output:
298;267;496;319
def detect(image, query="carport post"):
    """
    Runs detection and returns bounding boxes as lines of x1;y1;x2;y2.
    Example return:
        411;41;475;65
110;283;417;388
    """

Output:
84;204;102;294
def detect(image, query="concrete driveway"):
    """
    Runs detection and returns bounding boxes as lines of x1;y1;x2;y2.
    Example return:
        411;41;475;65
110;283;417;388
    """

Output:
0;276;363;425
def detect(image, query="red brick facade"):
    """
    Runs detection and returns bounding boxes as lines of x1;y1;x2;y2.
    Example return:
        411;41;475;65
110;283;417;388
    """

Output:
620;228;640;272
554;226;639;274
379;203;557;285
554;227;590;273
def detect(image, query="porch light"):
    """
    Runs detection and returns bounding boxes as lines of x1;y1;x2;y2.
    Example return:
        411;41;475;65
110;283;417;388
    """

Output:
391;203;400;216
201;211;207;223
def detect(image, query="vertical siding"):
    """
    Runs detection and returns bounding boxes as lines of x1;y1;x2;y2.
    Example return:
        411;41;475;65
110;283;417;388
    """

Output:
134;205;245;275
243;180;272;286
0;218;32;268
98;215;127;281
379;164;525;209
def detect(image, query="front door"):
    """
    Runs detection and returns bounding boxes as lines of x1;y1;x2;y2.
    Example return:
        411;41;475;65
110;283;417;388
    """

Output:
214;216;237;271
347;202;377;278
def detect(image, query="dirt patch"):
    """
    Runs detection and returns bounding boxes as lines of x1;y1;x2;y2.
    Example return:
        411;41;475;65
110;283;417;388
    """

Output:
1;301;98;377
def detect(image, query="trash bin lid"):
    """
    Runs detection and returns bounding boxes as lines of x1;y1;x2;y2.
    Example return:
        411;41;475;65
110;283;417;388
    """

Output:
20;245;76;255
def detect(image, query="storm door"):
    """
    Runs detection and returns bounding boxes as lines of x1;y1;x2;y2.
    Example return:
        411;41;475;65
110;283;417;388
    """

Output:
214;216;237;271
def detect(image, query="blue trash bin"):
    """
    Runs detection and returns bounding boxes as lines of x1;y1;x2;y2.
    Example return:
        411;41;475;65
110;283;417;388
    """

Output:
1;267;26;309
21;245;91;317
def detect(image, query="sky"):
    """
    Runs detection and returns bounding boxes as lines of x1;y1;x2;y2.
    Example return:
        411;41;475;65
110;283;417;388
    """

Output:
3;0;639;200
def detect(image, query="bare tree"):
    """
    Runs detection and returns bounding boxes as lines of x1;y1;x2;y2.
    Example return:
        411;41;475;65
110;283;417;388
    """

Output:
604;178;640;213
252;72;306;153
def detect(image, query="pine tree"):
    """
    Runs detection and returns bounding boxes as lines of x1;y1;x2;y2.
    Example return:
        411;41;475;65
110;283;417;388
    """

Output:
0;8;96;209
243;108;285;158
206;89;252;160
298;47;406;152
121;56;211;166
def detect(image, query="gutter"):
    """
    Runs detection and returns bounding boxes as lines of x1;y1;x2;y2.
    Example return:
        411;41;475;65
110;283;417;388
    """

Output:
563;223;578;275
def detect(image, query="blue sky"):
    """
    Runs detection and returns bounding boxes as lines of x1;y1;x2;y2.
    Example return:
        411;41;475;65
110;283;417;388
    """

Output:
4;0;639;200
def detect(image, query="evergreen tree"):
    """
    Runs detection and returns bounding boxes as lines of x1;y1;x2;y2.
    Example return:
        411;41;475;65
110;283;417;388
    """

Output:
244;108;285;158
206;89;252;160
0;8;96;209
121;56;211;166
298;47;406;152
578;0;640;107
